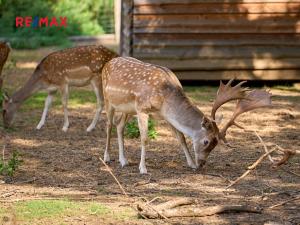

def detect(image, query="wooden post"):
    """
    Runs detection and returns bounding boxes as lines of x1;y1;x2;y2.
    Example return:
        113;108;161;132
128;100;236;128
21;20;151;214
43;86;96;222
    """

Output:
120;0;133;56
114;0;121;51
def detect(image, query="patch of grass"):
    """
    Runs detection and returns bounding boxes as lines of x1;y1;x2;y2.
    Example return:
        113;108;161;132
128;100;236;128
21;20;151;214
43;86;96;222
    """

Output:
15;200;80;220
125;118;158;139
184;86;217;102
0;206;6;216
21;89;97;111
87;202;110;215
273;85;300;93
10;199;134;223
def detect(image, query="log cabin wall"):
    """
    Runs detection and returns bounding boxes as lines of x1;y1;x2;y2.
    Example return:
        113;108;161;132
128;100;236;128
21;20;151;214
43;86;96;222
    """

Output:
120;0;300;80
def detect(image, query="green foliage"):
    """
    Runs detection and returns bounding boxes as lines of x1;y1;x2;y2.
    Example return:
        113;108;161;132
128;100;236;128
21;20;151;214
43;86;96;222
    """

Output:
0;89;4;111
125;119;140;139
125;118;158;140
147;119;158;140
0;151;22;177
0;0;114;49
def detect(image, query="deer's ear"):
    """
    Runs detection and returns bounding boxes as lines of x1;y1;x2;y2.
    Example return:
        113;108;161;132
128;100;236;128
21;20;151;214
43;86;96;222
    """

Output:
201;116;210;129
3;92;9;101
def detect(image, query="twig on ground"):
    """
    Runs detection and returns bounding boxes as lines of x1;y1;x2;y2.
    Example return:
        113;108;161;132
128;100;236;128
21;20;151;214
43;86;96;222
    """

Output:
273;144;298;167
98;156;129;197
279;167;300;178
204;173;231;183
226;148;276;189
133;174;153;187
269;195;300;209
254;131;274;163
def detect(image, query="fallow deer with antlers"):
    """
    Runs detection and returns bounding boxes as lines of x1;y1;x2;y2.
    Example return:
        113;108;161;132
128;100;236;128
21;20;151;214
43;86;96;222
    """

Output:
102;57;272;174
2;45;117;131
0;42;10;91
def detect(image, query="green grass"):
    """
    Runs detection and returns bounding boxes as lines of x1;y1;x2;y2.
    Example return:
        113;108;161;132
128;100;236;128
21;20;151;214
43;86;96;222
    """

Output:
0;199;135;223
273;85;300;93
21;89;97;111
15;200;80;220
184;86;217;102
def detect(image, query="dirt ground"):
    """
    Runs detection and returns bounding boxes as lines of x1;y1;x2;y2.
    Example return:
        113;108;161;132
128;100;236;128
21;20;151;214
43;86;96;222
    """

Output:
0;46;299;225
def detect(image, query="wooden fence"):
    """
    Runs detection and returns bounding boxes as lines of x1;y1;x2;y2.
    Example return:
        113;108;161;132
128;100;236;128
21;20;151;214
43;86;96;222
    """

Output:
119;0;300;80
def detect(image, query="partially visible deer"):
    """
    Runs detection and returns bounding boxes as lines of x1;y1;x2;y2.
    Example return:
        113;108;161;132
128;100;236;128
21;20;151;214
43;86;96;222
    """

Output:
102;57;272;174
2;45;117;131
0;42;10;90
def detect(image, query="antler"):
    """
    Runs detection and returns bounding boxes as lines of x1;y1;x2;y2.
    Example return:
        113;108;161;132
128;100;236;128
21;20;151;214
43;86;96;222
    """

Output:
211;79;249;120
219;89;272;142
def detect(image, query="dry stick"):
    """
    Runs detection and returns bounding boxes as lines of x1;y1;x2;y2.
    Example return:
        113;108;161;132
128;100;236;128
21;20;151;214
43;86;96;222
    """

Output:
269;195;300;209
254;133;299;177
98;156;129;197
139;204;262;219
274;144;298;167
254;131;274;163
226;148;276;189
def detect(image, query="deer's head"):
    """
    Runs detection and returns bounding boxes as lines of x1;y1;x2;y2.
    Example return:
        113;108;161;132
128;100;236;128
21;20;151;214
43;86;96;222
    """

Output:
2;93;16;128
194;79;272;168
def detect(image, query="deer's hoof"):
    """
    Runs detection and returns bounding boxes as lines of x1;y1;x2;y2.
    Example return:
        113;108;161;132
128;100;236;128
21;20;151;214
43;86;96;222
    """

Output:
36;124;43;130
86;125;95;132
62;126;68;132
120;158;129;167
139;165;148;174
104;153;110;163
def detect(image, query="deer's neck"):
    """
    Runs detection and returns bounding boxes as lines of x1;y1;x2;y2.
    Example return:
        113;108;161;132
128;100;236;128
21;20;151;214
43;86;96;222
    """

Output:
161;90;204;138
11;72;42;106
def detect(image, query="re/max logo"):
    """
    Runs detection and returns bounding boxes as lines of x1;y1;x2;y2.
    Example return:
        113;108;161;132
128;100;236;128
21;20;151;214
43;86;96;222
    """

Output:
15;16;67;28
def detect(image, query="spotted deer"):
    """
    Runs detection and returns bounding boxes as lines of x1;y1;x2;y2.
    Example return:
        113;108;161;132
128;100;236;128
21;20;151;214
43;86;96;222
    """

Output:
0;42;10;90
102;57;272;174
2;45;117;131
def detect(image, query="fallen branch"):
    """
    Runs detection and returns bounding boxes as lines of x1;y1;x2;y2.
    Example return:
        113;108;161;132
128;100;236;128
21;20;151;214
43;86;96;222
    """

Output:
155;198;194;211
137;199;261;219
226;148;276;189
273;144;298;167
269;195;300;209
253;131;299;168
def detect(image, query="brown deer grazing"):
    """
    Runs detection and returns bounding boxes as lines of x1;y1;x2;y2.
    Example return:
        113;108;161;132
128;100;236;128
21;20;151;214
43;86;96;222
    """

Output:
2;45;117;131
0;42;10;90
102;57;272;174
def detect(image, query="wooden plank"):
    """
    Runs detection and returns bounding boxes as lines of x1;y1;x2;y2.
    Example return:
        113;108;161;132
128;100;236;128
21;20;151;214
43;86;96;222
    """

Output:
134;3;300;14
133;25;300;34
143;58;300;70
135;0;300;5
133;33;300;40
173;70;300;80
120;0;134;56
133;14;300;27
133;38;300;47
133;46;300;59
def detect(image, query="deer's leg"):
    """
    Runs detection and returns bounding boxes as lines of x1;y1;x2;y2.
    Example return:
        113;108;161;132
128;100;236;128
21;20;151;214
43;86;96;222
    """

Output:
116;113;129;167
61;84;69;132
137;112;149;174
87;78;104;132
104;103;115;163
36;90;56;130
169;124;197;169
